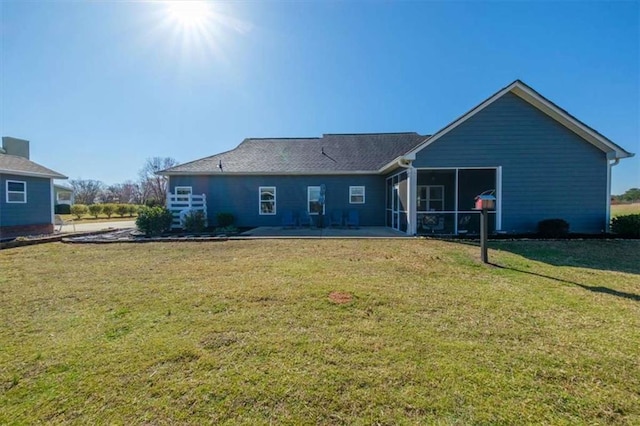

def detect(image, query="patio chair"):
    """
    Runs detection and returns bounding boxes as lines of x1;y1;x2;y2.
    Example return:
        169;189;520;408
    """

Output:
54;214;76;232
281;210;296;228
329;209;343;227
422;214;444;233
346;210;359;229
298;210;313;228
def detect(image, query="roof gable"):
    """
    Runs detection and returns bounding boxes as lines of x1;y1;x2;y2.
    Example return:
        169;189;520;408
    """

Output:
405;80;634;161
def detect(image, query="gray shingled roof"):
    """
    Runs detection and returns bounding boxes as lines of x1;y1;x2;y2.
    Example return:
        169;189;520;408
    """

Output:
0;154;67;179
162;133;427;175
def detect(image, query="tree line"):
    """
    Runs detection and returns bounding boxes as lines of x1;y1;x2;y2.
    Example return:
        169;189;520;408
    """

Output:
612;188;640;204
68;157;178;206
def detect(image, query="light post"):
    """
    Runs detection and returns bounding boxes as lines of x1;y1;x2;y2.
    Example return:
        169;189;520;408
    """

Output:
474;193;496;264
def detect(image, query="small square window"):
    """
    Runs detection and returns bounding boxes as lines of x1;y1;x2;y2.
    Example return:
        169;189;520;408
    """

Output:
175;186;192;202
349;186;365;204
6;180;27;203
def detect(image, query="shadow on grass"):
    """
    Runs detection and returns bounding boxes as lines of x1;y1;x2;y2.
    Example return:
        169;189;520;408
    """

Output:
485;240;640;276
488;262;640;303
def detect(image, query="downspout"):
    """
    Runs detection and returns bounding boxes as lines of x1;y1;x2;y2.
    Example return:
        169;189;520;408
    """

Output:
606;158;620;233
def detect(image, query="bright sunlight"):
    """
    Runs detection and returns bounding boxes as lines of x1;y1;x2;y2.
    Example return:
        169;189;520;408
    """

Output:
166;1;212;28
153;0;251;63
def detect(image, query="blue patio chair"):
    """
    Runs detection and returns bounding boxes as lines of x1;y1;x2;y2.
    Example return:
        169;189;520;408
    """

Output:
330;209;343;227
299;210;313;227
281;210;296;228
346;210;359;229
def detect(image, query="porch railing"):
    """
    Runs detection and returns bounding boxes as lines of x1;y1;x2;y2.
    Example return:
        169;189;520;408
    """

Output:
166;193;207;229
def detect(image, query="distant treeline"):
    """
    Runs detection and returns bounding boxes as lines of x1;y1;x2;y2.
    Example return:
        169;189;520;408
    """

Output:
612;188;640;204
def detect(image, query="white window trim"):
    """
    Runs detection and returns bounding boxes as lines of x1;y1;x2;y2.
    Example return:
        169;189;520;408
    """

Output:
6;180;27;204
349;186;365;204
307;186;325;215
259;186;276;215
174;186;192;203
417;185;445;212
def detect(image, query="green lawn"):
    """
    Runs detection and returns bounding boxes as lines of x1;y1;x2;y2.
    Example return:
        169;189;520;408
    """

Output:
1;240;639;424
611;203;640;217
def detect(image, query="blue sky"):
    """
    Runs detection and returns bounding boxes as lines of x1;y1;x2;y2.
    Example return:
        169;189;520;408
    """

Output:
1;0;638;194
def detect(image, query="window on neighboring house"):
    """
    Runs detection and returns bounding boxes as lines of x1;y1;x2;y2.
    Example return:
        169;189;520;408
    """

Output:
307;186;325;215
259;186;276;215
6;180;27;203
57;192;71;202
349;186;365;204
175;186;192;202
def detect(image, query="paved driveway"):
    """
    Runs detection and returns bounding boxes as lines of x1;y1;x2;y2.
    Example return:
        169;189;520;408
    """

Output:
59;220;136;233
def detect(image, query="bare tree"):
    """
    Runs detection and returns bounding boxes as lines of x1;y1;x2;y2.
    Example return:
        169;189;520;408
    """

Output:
139;157;178;205
103;181;142;204
69;179;104;205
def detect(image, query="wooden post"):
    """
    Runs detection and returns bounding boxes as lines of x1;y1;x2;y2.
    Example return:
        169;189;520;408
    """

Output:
480;208;489;263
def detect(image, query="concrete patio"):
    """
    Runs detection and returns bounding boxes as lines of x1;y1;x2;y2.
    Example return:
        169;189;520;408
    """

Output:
240;226;410;238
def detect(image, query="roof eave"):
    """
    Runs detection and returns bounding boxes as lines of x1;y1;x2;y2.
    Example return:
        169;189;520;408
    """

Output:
162;170;380;176
0;168;67;179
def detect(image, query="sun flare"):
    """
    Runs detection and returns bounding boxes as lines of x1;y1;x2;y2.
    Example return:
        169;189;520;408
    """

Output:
166;1;212;28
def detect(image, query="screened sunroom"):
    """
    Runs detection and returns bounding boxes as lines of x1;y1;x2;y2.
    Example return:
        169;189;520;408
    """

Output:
386;168;500;235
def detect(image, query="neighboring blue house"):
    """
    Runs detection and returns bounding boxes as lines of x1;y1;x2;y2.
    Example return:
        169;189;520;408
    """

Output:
160;81;634;235
0;137;67;239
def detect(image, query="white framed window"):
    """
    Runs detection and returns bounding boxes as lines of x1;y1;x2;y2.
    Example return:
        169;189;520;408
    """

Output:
57;191;72;202
349;186;365;204
6;180;27;203
175;186;192;202
307;186;325;215
417;185;444;211
259;186;276;215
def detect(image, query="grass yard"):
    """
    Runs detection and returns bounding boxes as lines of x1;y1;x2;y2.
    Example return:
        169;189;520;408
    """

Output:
611;203;640;217
1;239;639;424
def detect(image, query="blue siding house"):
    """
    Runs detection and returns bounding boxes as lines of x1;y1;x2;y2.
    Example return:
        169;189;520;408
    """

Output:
0;137;67;239
160;81;634;235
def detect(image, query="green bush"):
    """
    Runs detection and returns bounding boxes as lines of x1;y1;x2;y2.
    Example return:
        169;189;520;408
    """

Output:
126;204;139;217
136;206;173;236
102;204;115;219
215;225;238;235
88;204;103;218
537;218;570;238
115;204;129;218
70;204;88;220
183;210;206;233
54;204;71;214
217;212;235;227
611;214;640;237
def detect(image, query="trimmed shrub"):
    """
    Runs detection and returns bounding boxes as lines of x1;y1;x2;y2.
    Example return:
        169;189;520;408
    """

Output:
88;204;103;219
215;225;238;235
145;199;163;208
136;206;173;236
183;210;206;233
102;203;115;218
217;212;235;227
54;204;71;215
611;214;640;238
537;218;570;238
126;204;139;217
70;204;88;220
115;204;129;217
